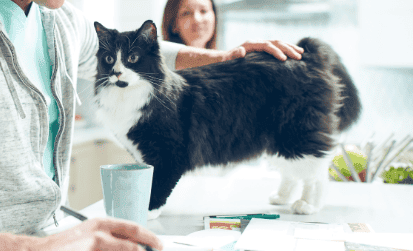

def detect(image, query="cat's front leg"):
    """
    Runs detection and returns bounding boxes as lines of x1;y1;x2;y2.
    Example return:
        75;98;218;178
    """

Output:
148;208;163;220
146;159;186;220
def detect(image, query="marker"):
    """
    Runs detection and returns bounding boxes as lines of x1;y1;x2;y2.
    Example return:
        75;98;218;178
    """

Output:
207;213;280;220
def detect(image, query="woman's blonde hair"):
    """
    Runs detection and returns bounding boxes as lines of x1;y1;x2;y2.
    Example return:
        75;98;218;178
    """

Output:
162;0;218;49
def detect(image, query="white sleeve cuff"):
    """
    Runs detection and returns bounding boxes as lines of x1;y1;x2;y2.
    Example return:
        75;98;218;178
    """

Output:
159;40;185;71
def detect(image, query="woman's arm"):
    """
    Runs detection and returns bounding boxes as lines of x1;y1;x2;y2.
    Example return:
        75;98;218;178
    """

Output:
175;39;304;70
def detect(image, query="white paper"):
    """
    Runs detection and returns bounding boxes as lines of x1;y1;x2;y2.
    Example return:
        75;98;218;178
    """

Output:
345;233;413;250
234;219;295;251
159;236;213;251
173;229;241;249
295;239;345;251
294;226;346;241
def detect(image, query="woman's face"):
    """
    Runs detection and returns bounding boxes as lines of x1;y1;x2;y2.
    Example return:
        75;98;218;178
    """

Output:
174;0;215;48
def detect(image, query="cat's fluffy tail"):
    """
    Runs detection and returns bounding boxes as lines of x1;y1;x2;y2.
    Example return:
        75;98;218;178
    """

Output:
297;38;362;132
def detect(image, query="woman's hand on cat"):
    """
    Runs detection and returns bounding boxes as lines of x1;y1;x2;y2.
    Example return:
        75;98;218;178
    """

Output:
224;40;304;62
175;40;304;70
5;218;163;251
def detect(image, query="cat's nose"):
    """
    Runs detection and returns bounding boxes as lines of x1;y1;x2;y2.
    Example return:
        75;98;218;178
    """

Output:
113;71;122;79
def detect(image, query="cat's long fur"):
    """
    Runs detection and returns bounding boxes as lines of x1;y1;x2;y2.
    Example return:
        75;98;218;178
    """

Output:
93;20;361;216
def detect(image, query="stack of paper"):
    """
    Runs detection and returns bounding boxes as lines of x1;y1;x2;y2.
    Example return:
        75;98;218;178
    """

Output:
234;219;413;251
163;219;413;251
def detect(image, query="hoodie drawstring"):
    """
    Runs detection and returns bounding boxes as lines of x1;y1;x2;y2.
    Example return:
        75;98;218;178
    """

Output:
0;48;26;119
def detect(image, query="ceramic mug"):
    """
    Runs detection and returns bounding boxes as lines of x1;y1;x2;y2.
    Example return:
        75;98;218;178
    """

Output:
100;163;154;226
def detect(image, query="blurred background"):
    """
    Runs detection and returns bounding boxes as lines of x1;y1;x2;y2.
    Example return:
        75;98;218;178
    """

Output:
66;0;413;210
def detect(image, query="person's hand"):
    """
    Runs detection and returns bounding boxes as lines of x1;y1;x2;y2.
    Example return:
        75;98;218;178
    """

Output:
223;40;304;62
3;217;163;251
175;40;304;70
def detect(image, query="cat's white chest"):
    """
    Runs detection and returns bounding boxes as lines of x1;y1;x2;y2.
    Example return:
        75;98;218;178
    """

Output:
95;83;153;161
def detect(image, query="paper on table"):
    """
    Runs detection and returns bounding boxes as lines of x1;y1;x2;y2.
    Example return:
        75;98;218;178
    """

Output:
233;219;354;251
294;225;346;241
173;229;241;249
234;219;295;251
295;239;345;251
159;236;213;251
345;233;413;250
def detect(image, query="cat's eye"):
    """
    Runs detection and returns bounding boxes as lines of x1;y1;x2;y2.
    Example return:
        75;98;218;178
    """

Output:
128;55;139;64
105;55;114;64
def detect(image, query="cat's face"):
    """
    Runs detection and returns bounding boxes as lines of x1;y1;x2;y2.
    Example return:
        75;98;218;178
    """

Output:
94;20;164;95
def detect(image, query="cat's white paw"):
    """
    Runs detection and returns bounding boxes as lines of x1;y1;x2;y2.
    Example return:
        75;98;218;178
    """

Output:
269;192;291;205
148;209;162;220
291;199;319;215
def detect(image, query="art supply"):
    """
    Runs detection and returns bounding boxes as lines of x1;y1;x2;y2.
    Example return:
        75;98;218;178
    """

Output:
209;213;280;220
100;163;154;227
204;217;241;231
340;144;361;182
204;214;280;232
59;205;158;251
60;205;88;221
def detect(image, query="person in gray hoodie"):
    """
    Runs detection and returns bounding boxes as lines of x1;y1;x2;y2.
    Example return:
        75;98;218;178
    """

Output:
0;0;303;249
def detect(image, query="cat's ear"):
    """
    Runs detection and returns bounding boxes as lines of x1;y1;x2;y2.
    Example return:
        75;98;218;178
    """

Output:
94;22;109;35
139;20;158;43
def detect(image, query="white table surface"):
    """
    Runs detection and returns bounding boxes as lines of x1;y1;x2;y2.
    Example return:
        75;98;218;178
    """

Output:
44;163;413;236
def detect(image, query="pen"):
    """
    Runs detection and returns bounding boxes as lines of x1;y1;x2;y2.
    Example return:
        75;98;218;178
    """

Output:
60;205;88;221
207;213;280;220
59;206;158;251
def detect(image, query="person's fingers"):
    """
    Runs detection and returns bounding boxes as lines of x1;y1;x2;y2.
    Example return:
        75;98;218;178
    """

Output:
289;43;305;54
101;217;164;251
240;40;304;61
272;41;303;60
93;231;147;251
241;40;287;61
230;47;246;60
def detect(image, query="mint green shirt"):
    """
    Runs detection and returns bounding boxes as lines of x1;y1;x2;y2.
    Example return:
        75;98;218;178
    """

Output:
0;1;58;179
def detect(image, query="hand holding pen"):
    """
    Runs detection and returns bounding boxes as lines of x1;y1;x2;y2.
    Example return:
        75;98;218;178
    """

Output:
23;205;164;251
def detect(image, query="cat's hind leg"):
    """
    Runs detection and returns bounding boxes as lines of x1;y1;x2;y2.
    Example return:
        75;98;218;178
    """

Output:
292;178;328;214
269;176;300;205
268;154;331;215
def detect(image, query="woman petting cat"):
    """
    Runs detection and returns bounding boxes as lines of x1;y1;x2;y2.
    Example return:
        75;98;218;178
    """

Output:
163;0;304;69
93;21;361;219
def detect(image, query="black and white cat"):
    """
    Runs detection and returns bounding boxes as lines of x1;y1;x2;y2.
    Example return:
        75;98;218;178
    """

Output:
93;20;361;218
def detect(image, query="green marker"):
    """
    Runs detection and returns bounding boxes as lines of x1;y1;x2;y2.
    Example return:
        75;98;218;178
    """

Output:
209;213;280;220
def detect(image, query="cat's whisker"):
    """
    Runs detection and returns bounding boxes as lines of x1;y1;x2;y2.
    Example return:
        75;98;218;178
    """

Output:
78;77;109;95
153;88;177;108
150;91;174;112
138;78;178;108
141;75;165;82
81;79;111;103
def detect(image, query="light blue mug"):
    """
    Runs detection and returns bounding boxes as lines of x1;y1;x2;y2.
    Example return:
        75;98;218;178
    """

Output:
100;163;154;226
